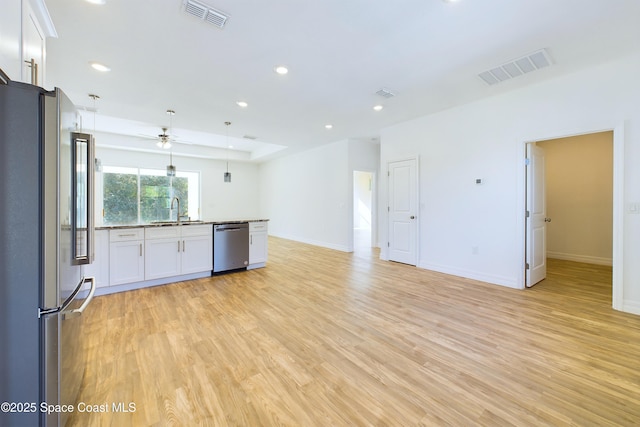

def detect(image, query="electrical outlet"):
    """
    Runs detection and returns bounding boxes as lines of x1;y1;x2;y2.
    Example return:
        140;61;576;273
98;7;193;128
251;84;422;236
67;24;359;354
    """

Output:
472;246;479;255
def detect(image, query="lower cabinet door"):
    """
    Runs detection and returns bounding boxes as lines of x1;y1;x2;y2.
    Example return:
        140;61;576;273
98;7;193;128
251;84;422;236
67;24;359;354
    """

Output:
145;238;181;280
249;231;268;265
181;235;213;274
109;240;144;285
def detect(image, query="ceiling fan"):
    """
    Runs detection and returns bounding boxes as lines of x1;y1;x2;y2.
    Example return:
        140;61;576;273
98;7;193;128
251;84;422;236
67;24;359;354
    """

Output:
155;127;172;149
137;127;188;149
137;110;191;149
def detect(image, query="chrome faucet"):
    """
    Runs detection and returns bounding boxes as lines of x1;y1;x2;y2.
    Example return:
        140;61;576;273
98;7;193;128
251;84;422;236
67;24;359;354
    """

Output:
171;196;180;224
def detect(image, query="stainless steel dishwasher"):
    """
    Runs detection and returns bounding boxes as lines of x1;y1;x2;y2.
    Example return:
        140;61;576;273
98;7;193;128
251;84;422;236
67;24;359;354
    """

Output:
213;222;249;272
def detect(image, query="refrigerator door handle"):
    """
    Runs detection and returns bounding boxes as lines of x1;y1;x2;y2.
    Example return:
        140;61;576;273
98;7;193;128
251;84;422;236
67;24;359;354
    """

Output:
38;275;89;318
62;277;96;320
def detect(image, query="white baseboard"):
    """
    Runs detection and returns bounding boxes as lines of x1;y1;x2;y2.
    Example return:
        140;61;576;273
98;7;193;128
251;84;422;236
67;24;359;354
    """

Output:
547;251;612;266
418;261;520;289
269;232;351;252
621;299;640;316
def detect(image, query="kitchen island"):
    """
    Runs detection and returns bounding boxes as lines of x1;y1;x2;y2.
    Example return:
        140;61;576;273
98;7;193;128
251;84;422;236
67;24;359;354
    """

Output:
86;219;268;295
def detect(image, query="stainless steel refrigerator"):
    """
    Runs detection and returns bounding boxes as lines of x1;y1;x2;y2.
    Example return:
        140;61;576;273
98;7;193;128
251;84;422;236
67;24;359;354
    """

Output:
0;71;96;426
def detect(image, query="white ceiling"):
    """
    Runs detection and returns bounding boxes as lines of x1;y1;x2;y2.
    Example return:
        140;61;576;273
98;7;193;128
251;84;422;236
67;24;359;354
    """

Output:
44;0;640;162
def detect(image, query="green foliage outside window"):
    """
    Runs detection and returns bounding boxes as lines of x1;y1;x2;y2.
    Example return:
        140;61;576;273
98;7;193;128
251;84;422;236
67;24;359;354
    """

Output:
140;175;188;223
102;167;196;225
104;172;138;224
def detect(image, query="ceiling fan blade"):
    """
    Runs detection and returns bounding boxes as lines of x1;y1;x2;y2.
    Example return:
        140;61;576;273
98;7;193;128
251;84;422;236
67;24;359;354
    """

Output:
137;133;159;139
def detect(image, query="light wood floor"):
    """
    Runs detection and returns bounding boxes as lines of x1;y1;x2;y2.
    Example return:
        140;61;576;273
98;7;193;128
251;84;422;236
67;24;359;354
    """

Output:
69;238;640;426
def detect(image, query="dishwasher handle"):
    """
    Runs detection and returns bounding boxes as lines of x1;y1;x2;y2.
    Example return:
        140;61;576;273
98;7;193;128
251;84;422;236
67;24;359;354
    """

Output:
215;223;249;232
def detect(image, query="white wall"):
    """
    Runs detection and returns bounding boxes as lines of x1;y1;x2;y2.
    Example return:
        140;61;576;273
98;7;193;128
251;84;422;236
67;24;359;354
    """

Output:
379;52;640;314
0;0;23;81
257;138;379;251
95;141;260;224
258;139;351;251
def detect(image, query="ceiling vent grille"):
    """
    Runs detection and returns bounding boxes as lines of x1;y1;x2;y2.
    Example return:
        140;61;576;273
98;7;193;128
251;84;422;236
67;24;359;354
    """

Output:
478;49;553;86
243;135;258;140
376;88;395;98
183;0;229;29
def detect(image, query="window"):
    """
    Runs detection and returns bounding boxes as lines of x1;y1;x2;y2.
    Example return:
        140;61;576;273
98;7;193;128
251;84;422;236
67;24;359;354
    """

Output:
102;166;199;225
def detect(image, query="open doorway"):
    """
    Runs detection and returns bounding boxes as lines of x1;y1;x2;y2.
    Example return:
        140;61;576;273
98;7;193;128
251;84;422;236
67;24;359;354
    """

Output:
525;131;614;295
353;171;374;253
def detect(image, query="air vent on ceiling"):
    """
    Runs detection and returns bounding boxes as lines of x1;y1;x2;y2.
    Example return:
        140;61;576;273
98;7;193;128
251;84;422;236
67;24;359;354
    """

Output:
243;135;257;140
478;49;553;86
376;88;395;98
183;0;229;29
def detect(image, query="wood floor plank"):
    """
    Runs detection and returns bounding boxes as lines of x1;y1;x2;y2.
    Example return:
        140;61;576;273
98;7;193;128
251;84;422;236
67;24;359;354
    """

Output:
68;239;640;426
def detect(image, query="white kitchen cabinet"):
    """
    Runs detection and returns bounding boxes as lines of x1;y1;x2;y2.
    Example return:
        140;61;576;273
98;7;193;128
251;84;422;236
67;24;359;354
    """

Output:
248;221;268;269
145;224;212;280
0;0;56;84
145;226;180;280
109;228;144;286
145;237;181;280
83;229;109;288
22;1;46;86
181;225;213;274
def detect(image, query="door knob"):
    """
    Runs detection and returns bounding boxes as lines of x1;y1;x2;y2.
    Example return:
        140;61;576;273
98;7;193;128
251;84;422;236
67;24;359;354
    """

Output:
544;218;552;222
410;215;415;219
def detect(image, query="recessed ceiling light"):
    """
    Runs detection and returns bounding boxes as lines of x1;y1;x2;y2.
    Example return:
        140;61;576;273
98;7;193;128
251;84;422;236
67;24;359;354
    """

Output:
85;0;106;4
236;101;248;108
373;105;384;111
89;62;111;72
274;65;288;75
325;124;333;129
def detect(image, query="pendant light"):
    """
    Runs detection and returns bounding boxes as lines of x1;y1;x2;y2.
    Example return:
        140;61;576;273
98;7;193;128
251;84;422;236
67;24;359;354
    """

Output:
166;110;176;176
224;121;231;183
166;149;176;177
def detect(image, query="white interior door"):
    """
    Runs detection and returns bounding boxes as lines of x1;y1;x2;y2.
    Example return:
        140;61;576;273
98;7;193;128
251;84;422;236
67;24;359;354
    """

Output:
526;143;547;287
388;159;417;265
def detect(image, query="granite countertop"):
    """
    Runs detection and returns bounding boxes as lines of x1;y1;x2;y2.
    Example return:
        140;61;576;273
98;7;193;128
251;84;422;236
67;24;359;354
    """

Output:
96;219;268;230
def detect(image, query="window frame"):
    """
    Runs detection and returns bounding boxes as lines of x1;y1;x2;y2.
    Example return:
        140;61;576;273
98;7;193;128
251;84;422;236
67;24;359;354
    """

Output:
99;165;200;225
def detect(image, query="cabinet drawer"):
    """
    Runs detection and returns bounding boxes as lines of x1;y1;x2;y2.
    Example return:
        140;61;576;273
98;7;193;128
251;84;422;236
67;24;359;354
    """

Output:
249;221;268;232
181;224;212;237
109;228;144;242
145;226;179;240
